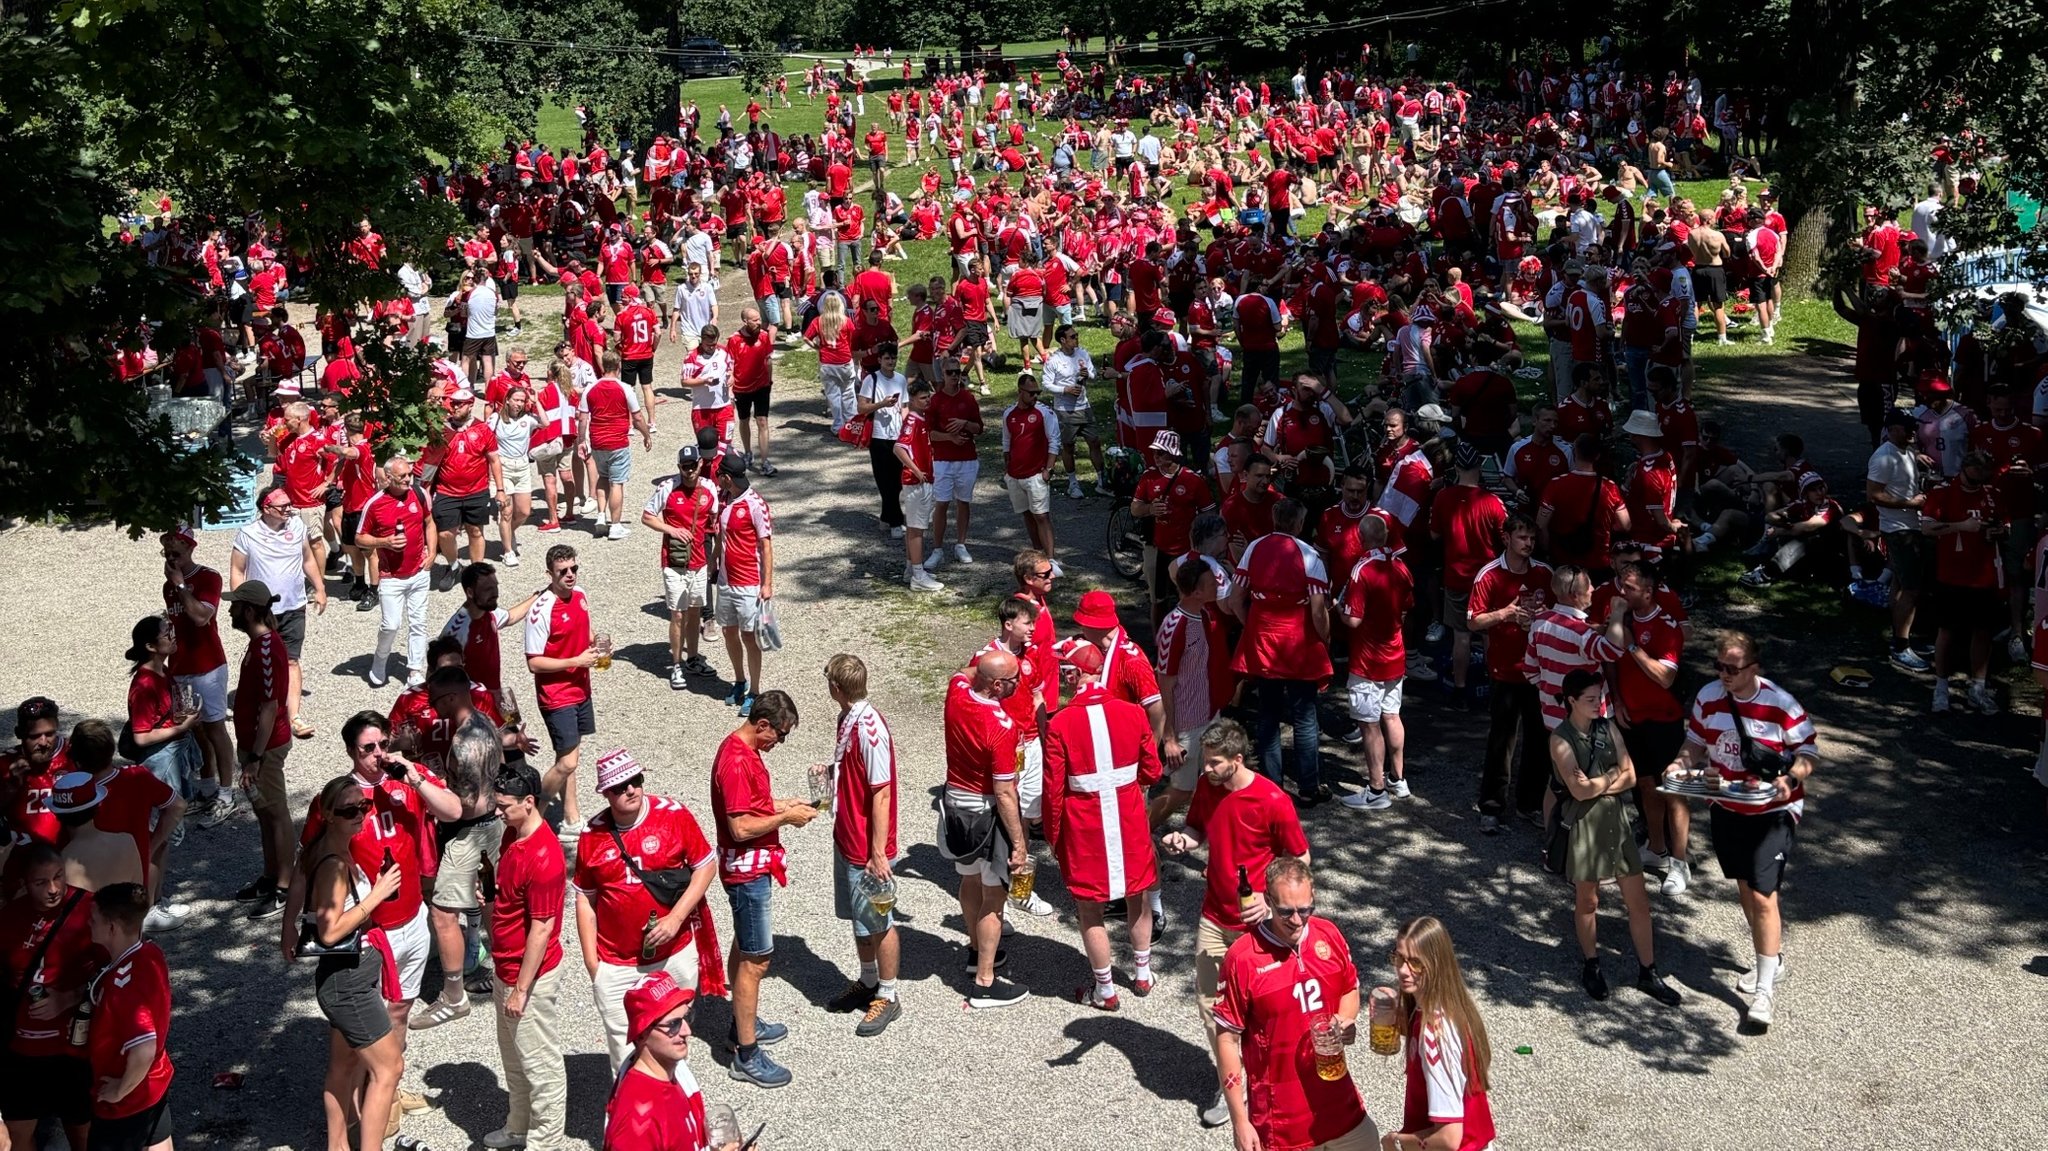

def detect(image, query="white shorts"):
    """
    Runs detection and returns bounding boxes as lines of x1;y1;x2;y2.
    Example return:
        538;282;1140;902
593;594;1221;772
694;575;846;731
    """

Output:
592;947;699;1073
1006;473;1051;515
901;483;935;530
1017;737;1044;821
386;904;433;1000
176;664;230;723
1169;729;1202;791
1346;674;1404;724
662;566;710;612
715;586;763;632
932;460;978;503
499;456;533;494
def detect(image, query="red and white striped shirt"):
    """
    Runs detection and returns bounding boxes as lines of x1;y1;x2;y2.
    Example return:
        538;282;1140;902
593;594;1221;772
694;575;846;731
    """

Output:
1686;678;1817;816
1517;605;1611;730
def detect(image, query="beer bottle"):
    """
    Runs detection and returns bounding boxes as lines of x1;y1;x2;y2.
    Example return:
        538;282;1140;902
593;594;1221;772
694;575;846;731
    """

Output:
640;912;661;962
68;990;93;1048
1236;865;1254;915
382;848;396;873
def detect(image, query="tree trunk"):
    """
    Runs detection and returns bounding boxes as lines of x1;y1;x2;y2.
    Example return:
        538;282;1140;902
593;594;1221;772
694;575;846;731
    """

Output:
1779;204;1831;301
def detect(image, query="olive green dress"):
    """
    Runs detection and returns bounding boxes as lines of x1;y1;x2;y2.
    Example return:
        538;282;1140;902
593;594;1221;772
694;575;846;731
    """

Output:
1554;719;1641;884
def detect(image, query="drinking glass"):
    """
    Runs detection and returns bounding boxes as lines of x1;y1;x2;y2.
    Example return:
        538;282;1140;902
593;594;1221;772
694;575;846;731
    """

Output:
1008;859;1037;903
1369;988;1400;1056
592;633;614;672
859;871;897;916
1310;1014;1349;1080
706;1102;741;1150
806;762;834;813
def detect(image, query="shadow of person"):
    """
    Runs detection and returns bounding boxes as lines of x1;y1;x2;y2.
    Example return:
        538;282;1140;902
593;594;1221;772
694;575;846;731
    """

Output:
1050;1014;1215;1109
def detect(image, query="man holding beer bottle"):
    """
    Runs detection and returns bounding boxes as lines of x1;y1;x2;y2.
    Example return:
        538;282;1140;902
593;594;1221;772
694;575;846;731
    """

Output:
709;691;817;1087
1161;719;1311;1131
1212;858;1377;1151
1042;639;1163;1011
939;649;1028;1010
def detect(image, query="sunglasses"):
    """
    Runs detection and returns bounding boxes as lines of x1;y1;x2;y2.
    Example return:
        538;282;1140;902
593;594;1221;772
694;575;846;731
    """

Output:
554;564;579;576
603;773;645;795
1712;660;1756;676
1272;903;1316;922
1030;568;1054;579
262;502;291;512
333;803;371;820
354;739;388;754
650;1017;689;1038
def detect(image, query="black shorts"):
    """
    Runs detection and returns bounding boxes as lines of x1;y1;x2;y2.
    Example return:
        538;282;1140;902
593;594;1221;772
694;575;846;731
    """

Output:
342;508;364;547
276;607;308;661
86;1093;173;1151
1696;266;1728;306
1709;804;1797;895
1883;529;1932;593
0;1052;93;1125
1307;344;1338;378
500;275;521;301
463;335;499;359
433;491;491;529
736;388;773;421
1620;718;1686;779
622;358;654;389
1936;583;2004;633
1749;274;1777;298
959;320;991;350
726;223;747;241
543;698;596;752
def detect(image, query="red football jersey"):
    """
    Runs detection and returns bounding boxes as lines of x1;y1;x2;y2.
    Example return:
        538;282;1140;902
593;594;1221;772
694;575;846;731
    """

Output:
710;733;786;885
1185;773;1309;931
1213;918;1369;1150
572;797;715;966
942;674;1020;796
85;941;175;1119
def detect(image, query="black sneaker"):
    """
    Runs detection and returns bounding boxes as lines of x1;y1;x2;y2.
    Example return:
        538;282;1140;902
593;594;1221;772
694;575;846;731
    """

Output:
1636;966;1682;1007
966;978;1027;1009
826;981;877;1014
1581;958;1609;1001
1293;784;1332;808
464;969;497;998
960;947;1009;974
233;876;277;903
854;995;901;1037
248;889;289;920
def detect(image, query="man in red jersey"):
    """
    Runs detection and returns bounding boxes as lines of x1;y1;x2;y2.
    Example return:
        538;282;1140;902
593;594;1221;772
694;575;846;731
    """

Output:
1923;450;2005;716
486;760;568;1151
710;691;814;1087
357;454;436;690
924;356;986;570
1213;858;1377;1151
225;581;297;918
423;387;503;590
1;698;69;860
952;258;995;392
579;351;652;541
1155;716;1310;1130
159;527;233;819
82;885;178;1151
642;445;722;689
1133;431;1219;624
820;655;904;1036
1601;561;1692;894
442;562;536;699
1337;517;1416;813
713;454;775;713
1430;442;1508;707
615;284;663;417
1468;515;1554;831
574;748;723;1073
1620;410;1679;557
0;844;96;1151
1229;499;1333;804
1503;403;1570;514
1043;640;1162;1011
603;974;739;1151
726;308;779;475
940;649;1027;1010
1001;372;1062;561
526;545;599;826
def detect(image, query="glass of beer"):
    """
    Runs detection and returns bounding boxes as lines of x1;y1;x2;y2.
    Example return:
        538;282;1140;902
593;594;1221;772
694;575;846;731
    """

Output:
1311;1015;1349;1080
172;682;199;723
1008;858;1037;903
807;762;834;813
706;1102;741;1151
1369;988;1401;1056
859;871;896;916
496;686;522;730
592;633;614;672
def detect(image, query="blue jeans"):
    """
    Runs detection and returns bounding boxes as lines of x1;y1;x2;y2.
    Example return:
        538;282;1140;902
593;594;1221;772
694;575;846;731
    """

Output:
1623;346;1652;411
141;734;202;799
1253;678;1322;792
725;875;776;956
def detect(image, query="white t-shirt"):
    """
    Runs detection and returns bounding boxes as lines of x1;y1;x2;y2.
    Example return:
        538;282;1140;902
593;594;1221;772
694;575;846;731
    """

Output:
232;516;310;612
681;348;733;410
1040;348;1095;413
682;231;717;274
860;371;910;441
673;282;718;341
1866;440;1922;534
464;278;499;339
491;412;540;462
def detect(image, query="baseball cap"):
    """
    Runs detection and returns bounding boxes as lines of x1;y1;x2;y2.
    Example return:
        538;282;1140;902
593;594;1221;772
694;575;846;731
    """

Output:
719;452;749;479
224;580;278;607
593;748;643;793
676;444;701;467
1414;403;1450;423
1883;409;1917;428
1151;307;1177;328
622;284;641;300
449;387;476;403
1054;635;1105;676
1072;589;1121;631
623;973;696;1044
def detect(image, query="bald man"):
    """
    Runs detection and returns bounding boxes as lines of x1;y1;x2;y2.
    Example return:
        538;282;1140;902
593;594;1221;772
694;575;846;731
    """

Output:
940;649;1029;1008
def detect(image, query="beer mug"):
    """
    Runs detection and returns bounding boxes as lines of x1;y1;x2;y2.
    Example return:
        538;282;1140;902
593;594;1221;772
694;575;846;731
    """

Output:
706;1102;741;1151
1369;988;1400;1056
1310;1014;1349;1081
496;686;523;730
172;682;199;722
859;871;896;916
592;633;614;672
1008;858;1037;903
806;762;834;813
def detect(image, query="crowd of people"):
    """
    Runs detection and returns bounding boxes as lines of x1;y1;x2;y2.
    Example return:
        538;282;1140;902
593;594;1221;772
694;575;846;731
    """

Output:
34;29;2048;1151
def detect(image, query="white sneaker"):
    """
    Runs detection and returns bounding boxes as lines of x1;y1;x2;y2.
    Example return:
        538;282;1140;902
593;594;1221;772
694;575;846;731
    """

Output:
607;522;629;541
1067;476;1084;499
2009;635;2028;664
1012;891;1055;917
1737;956;1787;994
978;382;992;396
1339;788;1392;810
143;906;184;933
1745;986;1775;1028
1967;683;1999;714
889;525;906;540
502;550;520;568
909;569;945;592
1387;778;1410;799
950;544;973;564
1717;335;1733;346
1661;859;1691;895
1209;406;1228;422
921;550;944;571
574;498;597;516
481;1131;526;1150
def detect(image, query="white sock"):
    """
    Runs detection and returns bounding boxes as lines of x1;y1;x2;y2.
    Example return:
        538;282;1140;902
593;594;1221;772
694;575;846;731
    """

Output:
1149;889;1164;916
859;961;879;987
194;779;220;799
1971;677;1988;691
1133;949;1152;982
441;985;466;1007
1092;966;1115;1000
1756;953;1781;993
877;978;898;1001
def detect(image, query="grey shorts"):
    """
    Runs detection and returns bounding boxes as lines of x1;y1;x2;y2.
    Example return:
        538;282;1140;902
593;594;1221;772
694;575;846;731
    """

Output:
1884;529;1933;593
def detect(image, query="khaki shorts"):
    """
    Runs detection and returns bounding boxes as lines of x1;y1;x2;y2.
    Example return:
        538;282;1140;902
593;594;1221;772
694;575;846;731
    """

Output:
294;506;325;538
500;456;533;494
530;441;567;474
662;566;709;611
1195;915;1240;1041
901;482;935;531
1006;473;1051;515
430;818;505;911
246;742;291;814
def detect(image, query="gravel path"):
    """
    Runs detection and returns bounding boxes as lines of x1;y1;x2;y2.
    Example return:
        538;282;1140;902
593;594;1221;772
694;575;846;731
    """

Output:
2;310;2044;1151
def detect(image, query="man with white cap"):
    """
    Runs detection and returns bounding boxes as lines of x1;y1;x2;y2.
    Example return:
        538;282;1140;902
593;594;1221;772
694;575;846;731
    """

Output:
1621;409;1680;558
602;973;738;1151
424;384;503;591
1043;639;1162;1010
573;747;724;1074
1132;430;1219;626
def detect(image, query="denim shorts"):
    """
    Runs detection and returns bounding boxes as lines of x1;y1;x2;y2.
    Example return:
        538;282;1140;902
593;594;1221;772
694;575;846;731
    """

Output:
141;734;202;800
593;447;632;485
726;874;775;955
832;854;894;939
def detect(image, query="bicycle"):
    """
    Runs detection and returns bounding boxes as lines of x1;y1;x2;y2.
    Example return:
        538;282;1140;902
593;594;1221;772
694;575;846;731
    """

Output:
1099;445;1148;581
